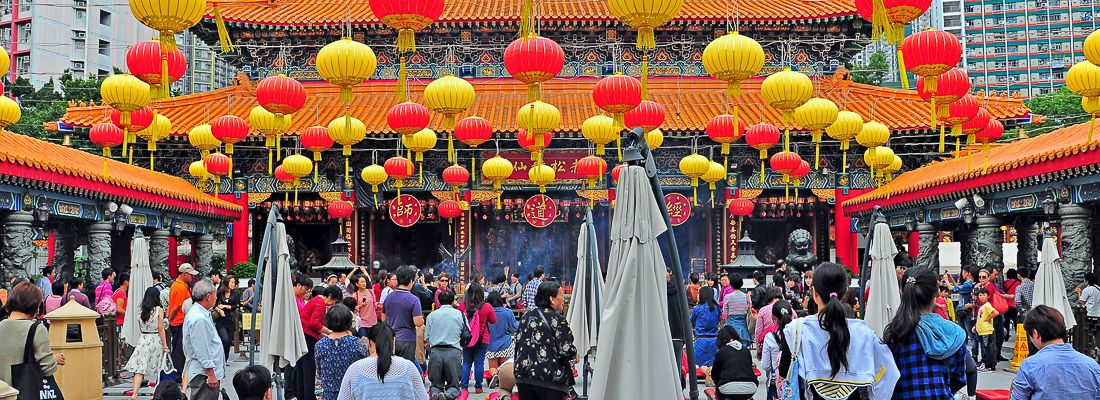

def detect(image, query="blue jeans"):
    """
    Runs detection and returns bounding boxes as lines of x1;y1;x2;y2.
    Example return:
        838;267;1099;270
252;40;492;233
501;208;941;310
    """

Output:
461;342;488;389
725;314;750;345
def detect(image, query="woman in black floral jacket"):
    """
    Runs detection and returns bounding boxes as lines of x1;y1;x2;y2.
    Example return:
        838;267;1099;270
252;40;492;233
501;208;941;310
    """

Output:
515;280;577;400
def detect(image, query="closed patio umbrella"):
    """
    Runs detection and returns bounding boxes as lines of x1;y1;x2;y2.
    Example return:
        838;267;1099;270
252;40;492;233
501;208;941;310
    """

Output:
589;165;682;400
567;214;604;398
1033;236;1076;330
865;221;902;337
121;233;152;347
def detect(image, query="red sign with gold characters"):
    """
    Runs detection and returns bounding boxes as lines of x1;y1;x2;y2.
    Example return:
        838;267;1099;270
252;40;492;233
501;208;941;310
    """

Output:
388;194;422;228
665;193;692;226
523;194;558;228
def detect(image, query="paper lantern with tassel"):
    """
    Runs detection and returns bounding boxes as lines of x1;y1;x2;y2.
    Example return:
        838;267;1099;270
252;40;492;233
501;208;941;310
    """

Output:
770;151;802;198
856;121;891;149
678;154;710;205
128;0;204;51
442;164;470;197
517;130;553;157
605;0;684;50
249;105;290;173
101;74;151;127
89;123;124;177
210;115;248;156
317;38;377;105
203;152;230;195
870;146;895;175
125;39;186;99
706;114;744;167
789;160;811;196
1082;97;1099;143
701;161;727;207
360;164;389;207
592;74;642;128
438;200;463;220
793;98;839;169
761;69;813;151
517;101;561;164
187;124;220;158
136;113;171;170
274;165;293;190
611;164;626;185
256;75;307;116
481;155;514;208
581;115;619;156
327;115;367;177
902;29;962;112
703;32;765;102
854;0;933;44
826;111;864;173
624;100;665;133
368;0;445;53
300;126;334;181
975;119;1003;172
960;108;991;156
646;128;665;150
727;198;755;222
1067;61;1100;112
745;124;781;182
386;102;431;136
0;96;19;130
944;94;979;153
281;154;312;203
576;156;609;189
402;128;438;182
504;34;565;101
189;160;211;183
528;164;556;193
111;106;152;163
327;200;354;223
917;68;971;151
454;115;493;181
424;73;475;132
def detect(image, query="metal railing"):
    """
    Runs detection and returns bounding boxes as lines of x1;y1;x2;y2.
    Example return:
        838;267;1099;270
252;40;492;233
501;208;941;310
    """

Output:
96;316;125;387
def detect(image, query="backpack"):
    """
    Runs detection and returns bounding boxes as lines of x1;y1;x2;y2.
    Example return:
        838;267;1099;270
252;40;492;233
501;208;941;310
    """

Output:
463;305;481;347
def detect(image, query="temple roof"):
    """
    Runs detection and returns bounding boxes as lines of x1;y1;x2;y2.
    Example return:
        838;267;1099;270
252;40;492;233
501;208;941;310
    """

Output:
203;0;860;27
842;122;1100;213
0;132;242;219
57;72;1030;138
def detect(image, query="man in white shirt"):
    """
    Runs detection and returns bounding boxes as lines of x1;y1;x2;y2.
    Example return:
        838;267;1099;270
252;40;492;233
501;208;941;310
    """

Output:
1077;273;1100;317
183;278;225;400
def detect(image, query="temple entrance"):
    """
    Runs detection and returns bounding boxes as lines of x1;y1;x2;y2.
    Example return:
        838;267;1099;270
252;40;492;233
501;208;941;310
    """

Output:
370;219;451;274
742;194;821;267
250;195;338;275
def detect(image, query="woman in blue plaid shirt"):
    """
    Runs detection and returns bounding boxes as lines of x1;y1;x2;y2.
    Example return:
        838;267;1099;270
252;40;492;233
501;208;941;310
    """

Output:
883;267;969;400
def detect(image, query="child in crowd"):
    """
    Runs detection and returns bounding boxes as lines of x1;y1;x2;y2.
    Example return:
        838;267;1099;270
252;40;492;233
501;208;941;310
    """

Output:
973;288;999;372
936;286;952;321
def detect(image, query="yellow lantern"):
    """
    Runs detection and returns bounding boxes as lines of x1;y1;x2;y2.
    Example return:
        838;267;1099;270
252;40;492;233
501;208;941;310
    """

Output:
528;163;556;193
678;153;710;205
424;73;475;161
482;155;515;208
761;68;813;151
794;98;839;169
826;110;864;173
703;32;765;100
606;0;684;50
360;164;389;207
402;128;438;183
135;113;170;170
281;154;313;204
0;96;21;129
581;115;619;156
249;105;291;173
327;115;367;177
517;100;561;164
1083;97;1100;143
128;0;204;51
701;161;726;207
1066;61;1100;110
187;124;220;158
871;146;895;173
856;121;891;149
317;38;378;104
101;74;151;127
883;154;903;181
0;47;9;78
1085;30;1100;66
645;128;664;150
188;160;210;182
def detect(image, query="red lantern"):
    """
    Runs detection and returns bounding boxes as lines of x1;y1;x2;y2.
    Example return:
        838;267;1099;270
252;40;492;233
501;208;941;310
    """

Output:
300;125;334;181
611;164;626;184
111;106;154;131
790;160;811;182
592;74;642;127
517;130;553;154
89;123;125;157
125;39;187;98
976;119;1004;149
454;116;493;147
854;0;933;44
769;151;802;176
204;153;231;178
746;124;782;182
706;114;745;157
274;165;293;186
944;94;979;136
438;200;463;219
385;156;415;196
442;164;470;192
256;75;307;116
367;0;445;53
387;102;432;136
504;35;565;101
902;30;962;94
962;108;991;137
624;100;665;133
327;200;354;220
210;115;249;155
576;155;609;188
727;198;755;217
917;68;970;151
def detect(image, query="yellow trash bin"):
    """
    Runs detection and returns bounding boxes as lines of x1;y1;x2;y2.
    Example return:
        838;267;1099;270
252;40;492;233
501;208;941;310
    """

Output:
44;302;103;400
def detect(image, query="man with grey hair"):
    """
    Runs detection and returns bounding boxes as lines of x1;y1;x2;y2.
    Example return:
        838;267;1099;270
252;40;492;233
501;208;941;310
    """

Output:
183;278;224;400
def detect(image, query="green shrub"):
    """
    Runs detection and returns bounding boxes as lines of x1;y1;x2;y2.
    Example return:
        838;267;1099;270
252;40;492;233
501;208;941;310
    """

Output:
231;261;257;279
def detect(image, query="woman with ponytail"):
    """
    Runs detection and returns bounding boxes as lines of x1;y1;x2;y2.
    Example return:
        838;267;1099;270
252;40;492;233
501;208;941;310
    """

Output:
336;322;428;400
884;267;968;399
693;286;722;372
759;300;796;400
783;262;899;400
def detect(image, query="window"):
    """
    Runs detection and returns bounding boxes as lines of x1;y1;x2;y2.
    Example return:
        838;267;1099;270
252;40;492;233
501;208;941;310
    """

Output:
98;10;110;26
97;69;109;79
17;23;29;44
16;55;29;76
97;39;108;56
18;0;30;13
944;2;961;13
72;39;84;58
74;9;85;23
946;16;962;27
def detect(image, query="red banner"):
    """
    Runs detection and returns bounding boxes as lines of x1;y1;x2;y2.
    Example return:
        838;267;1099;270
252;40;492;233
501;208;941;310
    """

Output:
666;193;692;226
485;151;590;183
524;194;558;228
388;194;422;228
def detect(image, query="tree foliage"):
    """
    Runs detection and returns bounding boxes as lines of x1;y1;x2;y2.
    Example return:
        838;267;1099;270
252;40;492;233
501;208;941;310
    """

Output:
849;51;890;86
7;71;105;140
1023;87;1088;136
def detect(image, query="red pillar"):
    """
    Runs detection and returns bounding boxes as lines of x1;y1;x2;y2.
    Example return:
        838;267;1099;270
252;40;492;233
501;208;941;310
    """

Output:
168;236;179;278
907;231;920;260
834;188;871;274
218;193;251;268
47;230;56;266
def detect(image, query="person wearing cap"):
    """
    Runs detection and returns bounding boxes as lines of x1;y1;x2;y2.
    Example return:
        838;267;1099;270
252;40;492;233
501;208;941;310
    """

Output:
169;263;200;383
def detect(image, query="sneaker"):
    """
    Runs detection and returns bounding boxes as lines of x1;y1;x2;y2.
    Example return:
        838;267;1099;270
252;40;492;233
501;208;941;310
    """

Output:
976;364;992;373
476;388;484;394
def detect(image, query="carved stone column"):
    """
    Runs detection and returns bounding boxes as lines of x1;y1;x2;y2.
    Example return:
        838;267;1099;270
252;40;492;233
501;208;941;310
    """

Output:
195;234;214;276
50;228;77;283
915;223;941;273
973;215;1004;270
0;211;35;285
149;229;170;279
1059;204;1093;294
87;222;113;287
1016;222;1039;274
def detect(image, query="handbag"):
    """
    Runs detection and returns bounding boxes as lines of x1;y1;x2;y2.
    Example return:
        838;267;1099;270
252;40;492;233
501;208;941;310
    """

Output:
780;319;803;400
459;309;473;348
989;288;1009;314
11;321;64;400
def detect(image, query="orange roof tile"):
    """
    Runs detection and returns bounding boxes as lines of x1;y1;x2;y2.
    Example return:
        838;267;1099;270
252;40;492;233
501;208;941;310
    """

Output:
842;122;1100;213
0;131;242;219
204;0;859;27
59;74;1029;138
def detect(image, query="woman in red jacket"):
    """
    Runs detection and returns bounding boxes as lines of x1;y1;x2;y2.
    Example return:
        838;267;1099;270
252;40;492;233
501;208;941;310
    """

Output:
458;282;497;394
294;285;343;400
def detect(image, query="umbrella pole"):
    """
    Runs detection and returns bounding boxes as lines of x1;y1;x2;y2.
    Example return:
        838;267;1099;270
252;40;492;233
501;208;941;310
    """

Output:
859;208;887;319
622;128;700;400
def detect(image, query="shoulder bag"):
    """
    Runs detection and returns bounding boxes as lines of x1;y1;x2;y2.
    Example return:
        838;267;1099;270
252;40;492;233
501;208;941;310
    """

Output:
459;308;473;347
11;321;64;400
780;319;803;400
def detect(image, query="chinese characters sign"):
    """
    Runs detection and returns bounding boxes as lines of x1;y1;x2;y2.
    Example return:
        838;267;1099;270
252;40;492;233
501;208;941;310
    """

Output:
388;194;422;228
487;151;590;183
665;193;692;226
523;194;558;228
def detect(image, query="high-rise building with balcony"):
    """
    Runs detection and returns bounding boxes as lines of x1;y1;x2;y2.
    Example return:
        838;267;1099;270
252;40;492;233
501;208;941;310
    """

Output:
964;0;1098;98
173;32;236;95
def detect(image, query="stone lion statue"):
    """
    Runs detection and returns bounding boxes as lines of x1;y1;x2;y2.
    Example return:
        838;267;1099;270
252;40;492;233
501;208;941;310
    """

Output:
785;229;819;272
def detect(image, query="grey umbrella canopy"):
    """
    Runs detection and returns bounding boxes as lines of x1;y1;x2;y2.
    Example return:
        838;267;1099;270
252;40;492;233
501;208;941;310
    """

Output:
567;219;604;359
865;222;901;337
589;165;681;400
1033;236;1077;330
122;234;152;347
258;221;308;370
